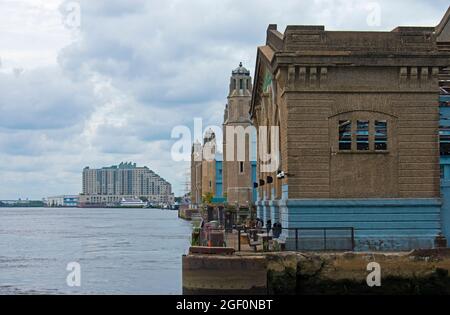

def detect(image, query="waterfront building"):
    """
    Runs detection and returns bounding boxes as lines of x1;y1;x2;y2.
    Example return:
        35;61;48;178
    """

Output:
191;141;203;206
46;195;79;207
223;63;258;207
250;9;450;250
190;64;257;209
80;162;174;207
439;8;450;244
0;199;45;207
191;129;225;205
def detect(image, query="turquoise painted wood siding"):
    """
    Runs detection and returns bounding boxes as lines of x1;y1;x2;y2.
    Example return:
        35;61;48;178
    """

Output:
440;95;450;242
251;162;257;203
215;161;223;197
441;182;450;242
277;199;441;251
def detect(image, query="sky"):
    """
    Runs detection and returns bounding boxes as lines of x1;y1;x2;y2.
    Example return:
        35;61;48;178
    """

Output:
0;0;448;199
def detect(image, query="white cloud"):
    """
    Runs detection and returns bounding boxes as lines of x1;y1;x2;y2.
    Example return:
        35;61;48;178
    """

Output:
0;0;448;198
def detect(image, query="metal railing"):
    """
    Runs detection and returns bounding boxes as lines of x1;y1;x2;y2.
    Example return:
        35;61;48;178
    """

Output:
235;227;355;252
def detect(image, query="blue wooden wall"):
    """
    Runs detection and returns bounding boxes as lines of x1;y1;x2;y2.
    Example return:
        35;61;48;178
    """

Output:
277;199;441;251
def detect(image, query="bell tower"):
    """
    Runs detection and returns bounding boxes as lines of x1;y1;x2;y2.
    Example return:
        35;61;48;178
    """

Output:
223;63;255;207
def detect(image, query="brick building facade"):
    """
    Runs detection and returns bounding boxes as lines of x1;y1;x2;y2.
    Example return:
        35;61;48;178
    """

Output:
250;9;450;250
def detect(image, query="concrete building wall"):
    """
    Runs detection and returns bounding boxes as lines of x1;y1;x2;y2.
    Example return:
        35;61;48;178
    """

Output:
252;26;448;202
283;90;440;200
47;195;79;207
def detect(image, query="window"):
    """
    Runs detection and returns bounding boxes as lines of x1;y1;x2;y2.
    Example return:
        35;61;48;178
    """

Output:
338;120;388;152
339;120;352;150
356;121;369;151
240;79;244;90
440;126;450;156
375;120;388;151
239;162;244;173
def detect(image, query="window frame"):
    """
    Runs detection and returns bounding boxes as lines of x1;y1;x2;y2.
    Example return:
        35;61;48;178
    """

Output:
374;120;388;151
337;119;389;154
338;120;352;151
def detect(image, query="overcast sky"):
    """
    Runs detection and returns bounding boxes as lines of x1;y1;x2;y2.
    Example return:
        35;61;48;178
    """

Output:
0;0;448;199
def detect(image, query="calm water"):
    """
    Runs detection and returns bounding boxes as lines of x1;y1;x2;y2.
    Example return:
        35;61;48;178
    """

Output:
0;208;192;295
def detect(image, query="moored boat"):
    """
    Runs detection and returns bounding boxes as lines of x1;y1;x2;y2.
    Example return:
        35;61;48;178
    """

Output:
119;198;146;208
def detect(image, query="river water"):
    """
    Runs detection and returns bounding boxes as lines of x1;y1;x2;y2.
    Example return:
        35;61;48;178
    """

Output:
0;208;192;295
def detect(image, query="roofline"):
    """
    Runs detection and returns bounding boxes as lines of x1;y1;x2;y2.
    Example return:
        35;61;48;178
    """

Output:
436;6;450;37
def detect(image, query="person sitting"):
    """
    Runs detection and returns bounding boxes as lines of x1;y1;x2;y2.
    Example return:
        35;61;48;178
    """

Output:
256;218;263;229
273;222;282;239
266;219;272;234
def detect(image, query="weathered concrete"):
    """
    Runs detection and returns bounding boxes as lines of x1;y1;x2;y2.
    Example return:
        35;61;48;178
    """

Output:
189;246;235;255
182;250;450;295
297;249;450;295
178;208;200;221
182;254;267;295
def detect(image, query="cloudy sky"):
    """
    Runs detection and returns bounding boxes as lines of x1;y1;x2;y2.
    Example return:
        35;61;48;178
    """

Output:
0;0;448;199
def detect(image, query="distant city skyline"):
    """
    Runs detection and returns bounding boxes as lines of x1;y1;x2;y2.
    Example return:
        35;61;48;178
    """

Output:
0;0;448;199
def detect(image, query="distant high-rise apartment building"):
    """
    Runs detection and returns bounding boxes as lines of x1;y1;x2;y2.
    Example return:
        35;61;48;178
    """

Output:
80;162;174;206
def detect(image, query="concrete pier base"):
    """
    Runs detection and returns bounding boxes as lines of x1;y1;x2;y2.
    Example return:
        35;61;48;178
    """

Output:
182;250;450;295
182;254;267;295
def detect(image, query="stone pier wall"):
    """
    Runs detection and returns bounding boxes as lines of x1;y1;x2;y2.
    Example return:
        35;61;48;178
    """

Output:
182;255;267;295
182;250;450;295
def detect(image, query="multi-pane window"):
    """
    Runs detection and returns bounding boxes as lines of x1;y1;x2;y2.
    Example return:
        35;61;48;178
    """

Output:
440;126;450;156
339;120;352;151
375;120;388;151
338;120;388;152
439;89;450;155
356;120;369;151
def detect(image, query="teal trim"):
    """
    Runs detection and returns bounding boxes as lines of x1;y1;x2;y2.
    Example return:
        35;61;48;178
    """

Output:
211;197;227;204
251;161;257;202
215;161;223;197
441;180;450;242
276;198;441;251
269;200;280;224
286;198;441;207
282;184;288;200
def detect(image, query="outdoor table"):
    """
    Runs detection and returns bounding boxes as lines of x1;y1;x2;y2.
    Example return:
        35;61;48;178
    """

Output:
245;229;256;241
257;233;273;242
